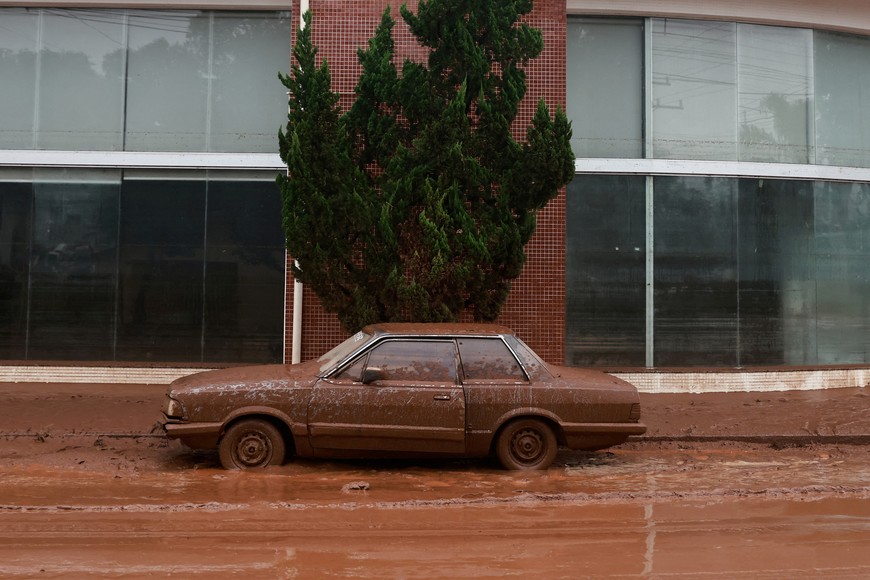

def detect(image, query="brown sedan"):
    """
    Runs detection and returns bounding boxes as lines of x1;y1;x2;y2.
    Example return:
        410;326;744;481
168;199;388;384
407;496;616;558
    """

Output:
163;323;646;470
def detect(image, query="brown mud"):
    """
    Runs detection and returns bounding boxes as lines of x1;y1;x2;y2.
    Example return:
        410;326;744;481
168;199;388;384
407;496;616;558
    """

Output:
0;382;869;577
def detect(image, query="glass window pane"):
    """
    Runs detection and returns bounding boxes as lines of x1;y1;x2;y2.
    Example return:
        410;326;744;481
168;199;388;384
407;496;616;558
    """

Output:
366;341;456;382
117;177;205;361
814;31;870;168
738;25;811;164
28;170;120;359
654;176;738;365
458;338;525;380
0;173;33;358
566;175;645;366
0;9;38;149
36;10;125;150
210;12;291;153
566;18;643;158
651;19;737;160
204;178;284;363
813;181;870;363
125;11;209;152
737;179;816;365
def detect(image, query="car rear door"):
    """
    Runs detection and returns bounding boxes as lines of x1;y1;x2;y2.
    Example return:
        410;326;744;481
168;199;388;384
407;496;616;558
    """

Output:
307;339;466;454
458;337;531;436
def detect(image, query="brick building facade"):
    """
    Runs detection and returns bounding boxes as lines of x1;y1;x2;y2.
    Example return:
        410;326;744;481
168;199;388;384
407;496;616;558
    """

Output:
283;0;570;364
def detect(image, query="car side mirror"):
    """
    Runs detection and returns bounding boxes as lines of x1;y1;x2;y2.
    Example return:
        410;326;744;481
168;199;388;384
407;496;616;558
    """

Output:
361;367;384;385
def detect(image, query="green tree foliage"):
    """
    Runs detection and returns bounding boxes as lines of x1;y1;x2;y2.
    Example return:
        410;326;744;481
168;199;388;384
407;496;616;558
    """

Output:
278;2;574;332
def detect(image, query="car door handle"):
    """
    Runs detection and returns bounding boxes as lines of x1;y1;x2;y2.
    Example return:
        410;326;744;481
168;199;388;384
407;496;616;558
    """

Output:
433;394;451;401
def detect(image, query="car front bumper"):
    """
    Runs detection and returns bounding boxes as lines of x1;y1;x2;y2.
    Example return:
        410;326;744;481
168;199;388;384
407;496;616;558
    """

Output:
163;418;224;449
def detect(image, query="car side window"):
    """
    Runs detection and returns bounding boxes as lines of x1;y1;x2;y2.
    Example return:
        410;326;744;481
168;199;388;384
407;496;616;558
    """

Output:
333;355;367;382
365;340;457;383
458;338;527;381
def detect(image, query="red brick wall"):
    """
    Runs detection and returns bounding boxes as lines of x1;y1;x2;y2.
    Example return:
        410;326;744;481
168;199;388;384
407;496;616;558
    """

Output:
284;0;567;364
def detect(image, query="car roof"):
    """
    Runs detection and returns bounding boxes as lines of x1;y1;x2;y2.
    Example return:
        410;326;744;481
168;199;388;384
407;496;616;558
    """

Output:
362;322;514;337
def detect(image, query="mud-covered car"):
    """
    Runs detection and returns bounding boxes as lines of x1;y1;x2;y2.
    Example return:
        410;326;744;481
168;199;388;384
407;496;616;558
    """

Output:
163;323;646;470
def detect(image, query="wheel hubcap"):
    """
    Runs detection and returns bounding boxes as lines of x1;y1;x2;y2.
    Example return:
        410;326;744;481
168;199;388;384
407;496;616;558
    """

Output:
511;428;544;463
236;431;270;467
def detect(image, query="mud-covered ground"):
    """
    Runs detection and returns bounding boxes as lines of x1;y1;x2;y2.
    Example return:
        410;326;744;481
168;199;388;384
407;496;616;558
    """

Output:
1;382;869;578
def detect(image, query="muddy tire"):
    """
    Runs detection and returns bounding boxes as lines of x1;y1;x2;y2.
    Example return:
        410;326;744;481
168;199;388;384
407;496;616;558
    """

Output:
495;418;558;470
219;419;286;470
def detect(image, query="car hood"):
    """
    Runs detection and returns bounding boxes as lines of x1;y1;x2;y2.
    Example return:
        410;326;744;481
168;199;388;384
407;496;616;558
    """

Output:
167;359;321;396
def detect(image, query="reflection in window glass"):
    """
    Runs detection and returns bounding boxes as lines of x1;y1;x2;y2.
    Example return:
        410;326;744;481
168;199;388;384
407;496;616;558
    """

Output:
125;11;291;152
0;170;285;364
654;176;738;366
0;8;290;153
566;175;645;366
0;10;38;149
210;12;293;152
458;338;525;381
567;18;643;158
366;341;456;382
204;179;284;362
0;176;32;358
815;31;870;168
117;177;206;361
125;12;210;152
813;181;870;363
737;179;815;365
651;19;737;160
28;171;120;359
38;10;126;150
738;25;811;164
1;8;127;149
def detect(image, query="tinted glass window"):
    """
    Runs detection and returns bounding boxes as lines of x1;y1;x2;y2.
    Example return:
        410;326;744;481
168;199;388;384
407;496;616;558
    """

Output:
566;175;646;366
737;179;815;365
28;174;120;360
365;341;456;382
204;180;284;362
654;176;738;366
117;178;205;362
0;179;32;358
458;338;525;381
0;170;284;364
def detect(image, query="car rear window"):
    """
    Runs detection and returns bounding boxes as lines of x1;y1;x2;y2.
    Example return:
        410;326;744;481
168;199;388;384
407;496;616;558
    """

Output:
458;338;527;381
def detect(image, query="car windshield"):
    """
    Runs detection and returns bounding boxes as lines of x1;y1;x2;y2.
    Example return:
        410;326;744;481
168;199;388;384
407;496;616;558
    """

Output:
318;331;373;374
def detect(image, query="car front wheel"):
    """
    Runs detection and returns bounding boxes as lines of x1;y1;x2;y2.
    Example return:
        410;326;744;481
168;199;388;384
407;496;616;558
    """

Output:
219;418;286;470
496;418;558;470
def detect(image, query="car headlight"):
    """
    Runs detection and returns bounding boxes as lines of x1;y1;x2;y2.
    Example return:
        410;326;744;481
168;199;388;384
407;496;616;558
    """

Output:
164;396;185;419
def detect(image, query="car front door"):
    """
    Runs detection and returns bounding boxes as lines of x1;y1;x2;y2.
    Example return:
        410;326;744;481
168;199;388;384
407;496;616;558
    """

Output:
307;339;466;454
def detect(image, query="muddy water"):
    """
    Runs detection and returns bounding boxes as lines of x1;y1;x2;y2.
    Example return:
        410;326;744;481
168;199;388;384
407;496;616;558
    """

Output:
2;443;870;578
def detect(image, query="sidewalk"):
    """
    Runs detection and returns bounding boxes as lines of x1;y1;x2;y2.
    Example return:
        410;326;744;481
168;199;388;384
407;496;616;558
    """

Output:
0;381;868;441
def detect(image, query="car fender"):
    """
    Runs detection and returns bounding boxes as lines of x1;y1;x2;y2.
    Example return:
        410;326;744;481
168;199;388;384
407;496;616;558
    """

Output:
220;406;297;439
491;407;564;439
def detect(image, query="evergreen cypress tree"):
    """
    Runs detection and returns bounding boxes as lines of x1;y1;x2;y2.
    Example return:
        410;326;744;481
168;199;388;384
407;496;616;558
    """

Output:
278;1;574;332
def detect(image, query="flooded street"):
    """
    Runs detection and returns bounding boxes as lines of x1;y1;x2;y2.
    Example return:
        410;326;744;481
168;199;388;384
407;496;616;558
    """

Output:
1;382;869;578
2;439;870;578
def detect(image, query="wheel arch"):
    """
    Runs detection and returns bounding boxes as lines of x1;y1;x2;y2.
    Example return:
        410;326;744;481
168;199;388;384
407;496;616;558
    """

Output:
219;407;296;452
489;410;565;453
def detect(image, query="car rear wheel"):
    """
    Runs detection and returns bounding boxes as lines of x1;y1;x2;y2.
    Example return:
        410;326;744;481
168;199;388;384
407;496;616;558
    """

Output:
219;418;286;470
496;418;558;470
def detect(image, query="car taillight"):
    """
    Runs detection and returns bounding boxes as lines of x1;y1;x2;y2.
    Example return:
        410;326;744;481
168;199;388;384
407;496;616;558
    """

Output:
629;403;641;422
